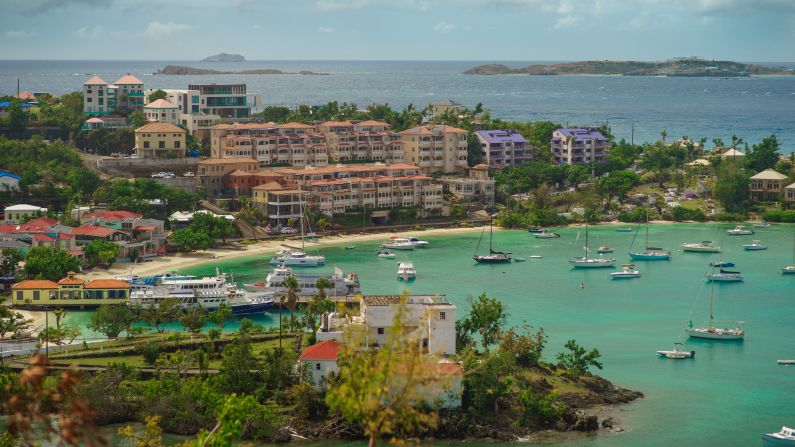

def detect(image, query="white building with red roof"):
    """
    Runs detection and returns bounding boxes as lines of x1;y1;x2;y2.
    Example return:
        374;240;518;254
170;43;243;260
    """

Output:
82;73;145;116
143;99;179;125
298;339;341;388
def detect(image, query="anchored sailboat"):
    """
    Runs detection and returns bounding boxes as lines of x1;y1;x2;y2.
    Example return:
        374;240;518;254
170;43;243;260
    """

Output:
569;223;615;268
270;200;325;266
687;266;745;340
783;225;795;275
629;210;671;260
474;216;511;264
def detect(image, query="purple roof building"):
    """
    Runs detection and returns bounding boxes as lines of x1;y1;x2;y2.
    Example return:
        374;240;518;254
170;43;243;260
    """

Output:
475;129;532;169
551;128;611;165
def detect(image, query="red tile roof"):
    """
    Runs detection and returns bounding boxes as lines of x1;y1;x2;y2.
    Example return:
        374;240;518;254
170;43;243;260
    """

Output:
135;226;155;231
71;225;119;238
114;74;144;85
280;122;313;129
355;120;389;127
83;76;107;85
33;233;55;242
18;217;59;230
12;280;58;290
299;340;340;361
58;276;86;286
86;279;130;289
135;122;185;133
144;99;177;109
83;210;142;220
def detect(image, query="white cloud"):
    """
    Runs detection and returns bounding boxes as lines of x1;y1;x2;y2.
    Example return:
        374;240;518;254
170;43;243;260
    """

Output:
433;21;457;33
318;27;336;33
314;0;369;11
145;20;191;38
73;25;103;38
5;30;35;39
553;14;580;28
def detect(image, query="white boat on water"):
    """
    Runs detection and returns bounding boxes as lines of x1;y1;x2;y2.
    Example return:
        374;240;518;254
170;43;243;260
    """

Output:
687;266;745;340
597;246;614;253
377;249;396;259
611;264;641;279
728;225;754;235
763;426;795;447
535;230;560;239
382;238;415;250
270;247;326;266
782;227;795;275
706;269;744;282
244;265;360;297
406;236;430;248
682;241;721;253
777;360;795;365
656;343;695;359
742;240;768;250
569;223;615;268
753;220;771;228
629;211;671;260
397;261;416;280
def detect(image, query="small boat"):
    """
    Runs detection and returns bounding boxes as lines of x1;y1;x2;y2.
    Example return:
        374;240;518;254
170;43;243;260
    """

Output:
753;220;771;228
534;230;560;239
377;249;396;259
345;246;356;250
529;255;543;259
474;217;512;264
782;226;795;275
611;264;641;279
687;266;745;340
727;225;754;235
742;240;768;250
628;212;671;260
777;360;795;365
270;247;325;266
596;246;614;253
762;426;795;447
513;258;527;262
527;227;543;233
656;343;695;359
706;269;744;282
682;241;721;253
406;236;430;248
397;261;416;281
615;227;634;233
710;261;735;268
382;238;415;250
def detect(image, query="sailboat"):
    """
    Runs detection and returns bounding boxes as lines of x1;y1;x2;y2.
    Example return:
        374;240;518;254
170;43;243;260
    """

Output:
782;225;795;275
629;210;671;260
686;266;745;340
269;201;325;266
474;216;511;263
569;223;615;268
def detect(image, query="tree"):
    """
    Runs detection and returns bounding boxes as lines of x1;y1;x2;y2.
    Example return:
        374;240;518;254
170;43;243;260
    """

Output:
180;306;208;336
456;292;507;352
6;100;29;131
0;298;33;338
715;163;751;212
68;168;101;197
466;132;483;167
208;303;232;332
128;109;148;128
39;324;81;346
218;335;261;394
639;143;675;187
142;298;181;333
23;246;80;281
146;89;168;103
595;170;640;209
746;134;781;172
556;339;603;379
0;248;24;276
169;228;213;252
83;239;120;268
282;275;300;333
326;300;449;447
87;304;136;339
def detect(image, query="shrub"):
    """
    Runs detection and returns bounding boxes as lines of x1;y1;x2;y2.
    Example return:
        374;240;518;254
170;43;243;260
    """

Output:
670;206;706;222
711;212;746;222
763;210;795;223
515;388;563;428
139;342;161;365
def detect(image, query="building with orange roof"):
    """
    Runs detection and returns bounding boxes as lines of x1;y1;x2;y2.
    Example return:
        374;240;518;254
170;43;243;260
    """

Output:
298;340;340;389
82;73;145;116
227;171;290;196
210;122;329;168
318;120;404;163
113;74;145;110
143;99;179;125
11;272;130;309
134;122;187;159
399;125;469;173
198;158;260;196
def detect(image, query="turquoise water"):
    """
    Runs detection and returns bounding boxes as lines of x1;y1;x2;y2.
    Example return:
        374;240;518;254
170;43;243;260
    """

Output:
65;224;795;446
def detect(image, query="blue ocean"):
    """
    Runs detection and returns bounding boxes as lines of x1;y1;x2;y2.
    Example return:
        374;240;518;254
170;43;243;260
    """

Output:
1;60;794;151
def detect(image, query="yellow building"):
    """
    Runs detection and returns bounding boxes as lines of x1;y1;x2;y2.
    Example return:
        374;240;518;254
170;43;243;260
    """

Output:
134;122;187;159
11;272;130;309
399;125;468;174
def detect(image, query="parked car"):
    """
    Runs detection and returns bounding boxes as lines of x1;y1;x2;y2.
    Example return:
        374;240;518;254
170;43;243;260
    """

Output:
183;171;195;177
130;154;140;159
151;172;164;178
280;227;298;234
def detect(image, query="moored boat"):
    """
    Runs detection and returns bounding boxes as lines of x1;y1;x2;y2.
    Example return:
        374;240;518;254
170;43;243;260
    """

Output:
656;343;695;359
777;360;795;365
762;426;795;447
397;261;416;281
597;246;614;253
706;269;744;282
570;223;615;268
628;211;671;260
682;241;721;253
710;261;735;268
728;225;754;235
406;236;430;248
782;226;795;275
611;264;641;279
382;238;415;250
244;265;360;297
474;217;512;263
742;240;768;250
615;227;633;233
753;220;771;228
534;230;561;239
687;266;745;340
377;249;396;259
270;246;326;266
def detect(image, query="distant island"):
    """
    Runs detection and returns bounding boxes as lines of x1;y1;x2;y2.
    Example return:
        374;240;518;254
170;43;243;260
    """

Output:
153;65;329;75
463;59;794;77
202;53;245;62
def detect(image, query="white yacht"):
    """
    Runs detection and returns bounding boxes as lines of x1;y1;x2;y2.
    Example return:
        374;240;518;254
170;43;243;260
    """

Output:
706;269;744;282
681;241;721;253
244;265;360;297
763;426;795;447
377;249;396;259
742;240;768;250
535;230;561;239
382;238;415;250
406;236;430;248
611;264;641;279
687;266;745;340
656;343;695;359
728;225;754;235
570;223;615;268
270;246;326;266
397;261;416;280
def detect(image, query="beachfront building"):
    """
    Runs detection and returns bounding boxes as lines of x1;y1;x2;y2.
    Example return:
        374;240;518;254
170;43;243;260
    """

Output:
134;122;187;159
475;129;532;169
143;99;180;125
210;122;328;167
198;158;259;196
251;185;308;227
749;169;789;202
439;164;495;205
3;204;47;224
0;172;20;191
80;210;166;260
82;74;145;116
318;120;404;163
275;163;443;218
551;128;611;165
430;99;465;118
399;125;469;173
11;272;130;309
785;182;795;208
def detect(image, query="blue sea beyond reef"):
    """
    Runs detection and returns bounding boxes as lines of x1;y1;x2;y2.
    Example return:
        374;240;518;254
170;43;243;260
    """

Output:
1;60;795;151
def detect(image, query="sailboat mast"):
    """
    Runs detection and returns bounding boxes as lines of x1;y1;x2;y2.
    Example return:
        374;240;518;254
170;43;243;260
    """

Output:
709;265;715;328
584;223;589;260
645;210;649;249
299;200;305;251
489;218;494;253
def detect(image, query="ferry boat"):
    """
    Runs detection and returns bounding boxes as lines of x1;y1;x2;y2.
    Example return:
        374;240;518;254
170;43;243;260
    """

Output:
727;225;754;235
269;246;325;266
382;238;415;250
397;261;416;280
681;241;721;253
120;271;197;292
244;265;360;297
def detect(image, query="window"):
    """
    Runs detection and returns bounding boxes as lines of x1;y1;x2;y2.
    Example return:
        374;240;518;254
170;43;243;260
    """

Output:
16;291;22;301
159;141;165;149
143;141;150;149
33;291;40;300
439;311;446;320
316;363;321;370
175;141;181;149
377;327;384;335
87;97;93;103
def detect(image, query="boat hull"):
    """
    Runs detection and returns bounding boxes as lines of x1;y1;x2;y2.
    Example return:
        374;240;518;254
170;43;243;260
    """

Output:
706;275;743;282
656;350;695;359
231;301;276;315
569;259;616;268
743;246;768;250
269;257;325;266
474;256;512;264
783;267;795;275
382;245;414;250
682;246;721;253
629;252;671;260
762;434;795;447
686;328;744;340
611;273;641;279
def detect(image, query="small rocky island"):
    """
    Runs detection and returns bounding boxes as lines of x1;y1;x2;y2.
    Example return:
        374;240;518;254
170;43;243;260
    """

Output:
153;65;329;75
464;58;794;77
202;53;245;62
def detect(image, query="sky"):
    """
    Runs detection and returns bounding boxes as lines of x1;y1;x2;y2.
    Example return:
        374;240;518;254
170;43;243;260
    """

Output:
1;0;794;61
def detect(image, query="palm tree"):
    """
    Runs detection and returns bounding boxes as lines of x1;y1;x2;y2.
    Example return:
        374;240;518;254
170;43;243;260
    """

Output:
283;275;301;335
315;277;333;300
660;130;668;145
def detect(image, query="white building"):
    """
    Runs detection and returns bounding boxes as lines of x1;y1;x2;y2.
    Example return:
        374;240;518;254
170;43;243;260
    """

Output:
143;99;179;125
317;295;457;356
298;339;341;390
4;204;47;224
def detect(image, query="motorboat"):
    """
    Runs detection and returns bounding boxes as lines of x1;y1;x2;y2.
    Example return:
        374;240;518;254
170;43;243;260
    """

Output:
513;258;527;262
397;261;416;281
377;249;396;259
269;247;325;266
728;225;754;235
529;255;543;259
597;246;614;253
615;227;634;233
244;265;360;297
706;269;744;282
611;264;641;279
762;426;795;447
777;360;795;365
742;240;768;250
784;266;795;275
710;261;735;268
753;220;771;228
406;236;430;248
527;227;543;233
382;238;415;250
656;343;695;359
682;241;721;253
535;230;561;239
628;212;671;260
474;218;512;264
570;223;615;268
